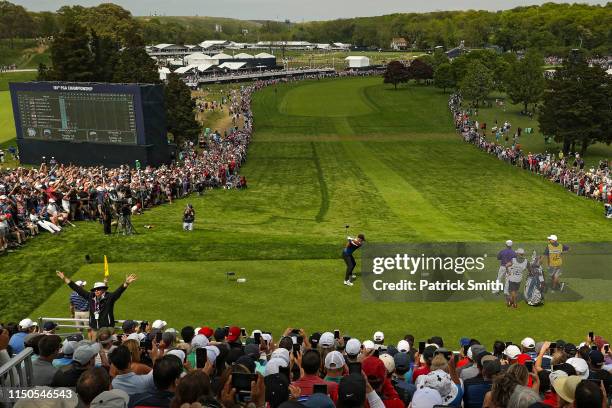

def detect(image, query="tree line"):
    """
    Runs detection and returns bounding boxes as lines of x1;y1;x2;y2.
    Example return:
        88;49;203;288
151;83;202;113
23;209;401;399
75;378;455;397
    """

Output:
32;4;201;146
384;49;611;155
1;1;611;53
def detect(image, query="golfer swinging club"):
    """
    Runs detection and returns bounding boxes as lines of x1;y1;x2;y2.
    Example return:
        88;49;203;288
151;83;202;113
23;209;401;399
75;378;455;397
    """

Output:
342;232;365;286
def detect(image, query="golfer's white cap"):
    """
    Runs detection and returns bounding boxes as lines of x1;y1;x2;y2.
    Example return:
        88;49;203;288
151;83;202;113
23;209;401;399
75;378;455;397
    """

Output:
547;234;558;241
505;240;513;247
75;280;87;287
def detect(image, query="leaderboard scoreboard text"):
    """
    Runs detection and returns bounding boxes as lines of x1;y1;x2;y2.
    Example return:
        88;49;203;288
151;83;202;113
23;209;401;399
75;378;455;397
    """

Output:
10;83;145;145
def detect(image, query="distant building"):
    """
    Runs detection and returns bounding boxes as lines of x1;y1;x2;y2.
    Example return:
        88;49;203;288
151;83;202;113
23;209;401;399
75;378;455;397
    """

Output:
446;41;467;60
215;24;223;33
390;37;408;51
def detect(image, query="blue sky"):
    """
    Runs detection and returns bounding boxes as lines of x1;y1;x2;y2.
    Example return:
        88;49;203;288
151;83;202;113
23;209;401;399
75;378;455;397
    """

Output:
14;0;608;21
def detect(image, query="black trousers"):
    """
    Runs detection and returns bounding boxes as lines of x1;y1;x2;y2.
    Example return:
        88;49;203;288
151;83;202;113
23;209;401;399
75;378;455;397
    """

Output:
103;216;112;235
343;252;356;281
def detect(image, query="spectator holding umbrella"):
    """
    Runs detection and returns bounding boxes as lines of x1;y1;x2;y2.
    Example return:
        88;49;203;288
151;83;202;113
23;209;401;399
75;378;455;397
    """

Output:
55;270;137;330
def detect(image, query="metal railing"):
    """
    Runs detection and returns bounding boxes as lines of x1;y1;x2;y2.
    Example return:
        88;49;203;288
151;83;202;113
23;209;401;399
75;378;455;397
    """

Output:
0;347;33;389
37;317;140;337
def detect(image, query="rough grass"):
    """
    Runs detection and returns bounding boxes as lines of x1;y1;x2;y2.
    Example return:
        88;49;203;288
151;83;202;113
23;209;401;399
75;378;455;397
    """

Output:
2;77;611;346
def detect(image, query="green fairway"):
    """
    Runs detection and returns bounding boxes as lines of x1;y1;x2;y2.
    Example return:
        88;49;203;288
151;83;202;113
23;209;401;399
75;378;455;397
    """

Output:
31;260;609;346
280;79;376;117
3;77;611;345
0;91;16;143
0;70;37;92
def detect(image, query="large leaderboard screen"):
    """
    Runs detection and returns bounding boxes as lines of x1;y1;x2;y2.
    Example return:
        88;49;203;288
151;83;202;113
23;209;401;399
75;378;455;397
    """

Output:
10;82;148;146
10;82;171;167
15;89;137;144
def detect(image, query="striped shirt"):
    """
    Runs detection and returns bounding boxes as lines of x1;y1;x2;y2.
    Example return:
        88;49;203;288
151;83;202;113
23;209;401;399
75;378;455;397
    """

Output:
70;291;89;312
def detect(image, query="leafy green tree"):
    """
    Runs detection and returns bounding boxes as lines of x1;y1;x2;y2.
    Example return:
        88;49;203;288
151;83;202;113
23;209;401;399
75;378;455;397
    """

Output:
459;61;493;107
36;63;50;81
434;62;454;92
48;19;94;82
164;73;201;145
90;30;120;82
113;45;159;84
505;50;545;113
539;52;612;155
383;61;409;90
432;49;450;68
0;1;34;46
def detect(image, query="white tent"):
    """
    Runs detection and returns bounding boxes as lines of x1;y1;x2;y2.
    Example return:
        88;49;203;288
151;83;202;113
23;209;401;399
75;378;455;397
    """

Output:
255;52;275;59
345;56;370;68
211;53;233;60
185;52;212;65
196;63;216;72
233;53;254;59
174;65;197;74
218;62;247;70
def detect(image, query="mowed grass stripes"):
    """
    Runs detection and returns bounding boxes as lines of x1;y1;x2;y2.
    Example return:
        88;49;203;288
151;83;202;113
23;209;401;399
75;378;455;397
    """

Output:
3;77;611;345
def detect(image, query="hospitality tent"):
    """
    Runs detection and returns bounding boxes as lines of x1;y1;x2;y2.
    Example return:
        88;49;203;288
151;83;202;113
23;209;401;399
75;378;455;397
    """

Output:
345;56;370;68
185;52;212;65
233;53;254;59
218;62;247;70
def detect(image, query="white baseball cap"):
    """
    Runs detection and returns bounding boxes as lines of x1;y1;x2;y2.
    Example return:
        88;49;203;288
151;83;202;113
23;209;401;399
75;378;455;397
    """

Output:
152;320;167;329
204;345;220;362
547;234;558;241
271;348;290;365
264;357;288;377
566;357;589;379
261;333;272;343
505;240;513;247
345;338;361;356
397;340;410;353
167;349;186;362
362;340;375;350
379;353;395;374
516;248;525;255
319;332;335;348
521;337;536;349
504;345;521;359
324;350;345;370
373;331;384;342
191;334;210;349
75;280;87;287
19;318;38;329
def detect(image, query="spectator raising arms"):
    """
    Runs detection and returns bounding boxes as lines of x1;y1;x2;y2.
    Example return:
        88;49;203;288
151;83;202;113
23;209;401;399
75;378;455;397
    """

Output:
56;270;137;330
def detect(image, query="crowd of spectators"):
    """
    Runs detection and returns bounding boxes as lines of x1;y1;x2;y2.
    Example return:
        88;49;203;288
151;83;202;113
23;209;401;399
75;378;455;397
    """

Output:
449;94;612;214
0;69;387;254
0;84;254;253
543;56;610;70
1;321;610;408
